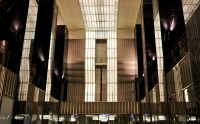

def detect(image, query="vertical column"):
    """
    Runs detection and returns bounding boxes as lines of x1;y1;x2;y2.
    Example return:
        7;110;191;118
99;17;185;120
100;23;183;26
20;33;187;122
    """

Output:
172;66;184;102
45;2;58;101
107;32;117;102
181;0;200;24
18;0;38;101
141;1;158;121
153;0;167;102
85;32;95;102
141;1;150;105
182;0;200;119
135;25;144;101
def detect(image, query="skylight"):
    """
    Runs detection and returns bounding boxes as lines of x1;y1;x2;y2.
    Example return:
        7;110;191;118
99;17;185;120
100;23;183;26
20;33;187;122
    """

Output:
79;0;119;31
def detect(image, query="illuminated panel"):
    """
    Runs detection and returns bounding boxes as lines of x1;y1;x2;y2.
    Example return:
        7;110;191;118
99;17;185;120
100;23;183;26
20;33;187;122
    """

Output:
18;0;38;101
79;0;118;31
152;88;156;103
79;0;118;102
34;88;39;102
182;0;200;24
84;32;117;102
45;3;58;101
154;13;165;102
85;32;95;101
184;89;189;102
107;32;117;102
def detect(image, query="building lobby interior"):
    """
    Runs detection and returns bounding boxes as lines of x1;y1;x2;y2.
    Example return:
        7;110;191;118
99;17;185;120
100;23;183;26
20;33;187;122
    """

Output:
0;0;200;123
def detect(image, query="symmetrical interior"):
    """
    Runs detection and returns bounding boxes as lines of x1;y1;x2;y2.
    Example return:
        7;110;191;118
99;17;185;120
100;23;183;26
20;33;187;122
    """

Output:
0;0;200;123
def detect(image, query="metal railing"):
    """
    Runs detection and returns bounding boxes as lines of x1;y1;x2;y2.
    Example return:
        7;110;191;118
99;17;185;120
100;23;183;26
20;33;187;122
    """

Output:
165;32;188;72
30;72;46;91
0;43;19;73
149;70;159;90
51;86;60;100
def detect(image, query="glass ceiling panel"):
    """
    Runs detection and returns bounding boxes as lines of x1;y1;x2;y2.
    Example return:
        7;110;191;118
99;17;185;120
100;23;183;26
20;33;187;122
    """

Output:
79;0;119;31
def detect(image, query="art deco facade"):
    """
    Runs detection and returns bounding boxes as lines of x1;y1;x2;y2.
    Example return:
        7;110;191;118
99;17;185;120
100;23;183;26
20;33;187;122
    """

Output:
0;0;200;124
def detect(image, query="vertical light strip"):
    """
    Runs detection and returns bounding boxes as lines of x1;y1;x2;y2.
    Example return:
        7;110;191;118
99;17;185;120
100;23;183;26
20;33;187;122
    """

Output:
18;0;38;101
184;89;189;102
107;32;117;102
79;0;119;102
182;0;200;24
85;32;95;101
154;13;165;102
45;3;58;101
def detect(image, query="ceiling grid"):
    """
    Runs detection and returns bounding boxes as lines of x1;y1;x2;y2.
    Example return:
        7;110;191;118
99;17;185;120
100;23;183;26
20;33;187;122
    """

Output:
79;0;119;31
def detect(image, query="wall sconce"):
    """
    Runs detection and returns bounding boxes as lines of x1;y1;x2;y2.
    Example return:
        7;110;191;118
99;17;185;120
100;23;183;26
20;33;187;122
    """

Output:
152;56;155;61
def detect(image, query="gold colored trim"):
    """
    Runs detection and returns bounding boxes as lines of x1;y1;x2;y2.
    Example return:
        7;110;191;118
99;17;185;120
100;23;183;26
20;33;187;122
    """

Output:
60;102;140;114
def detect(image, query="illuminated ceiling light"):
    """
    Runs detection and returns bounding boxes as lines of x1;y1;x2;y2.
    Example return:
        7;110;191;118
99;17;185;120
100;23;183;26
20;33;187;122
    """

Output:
79;0;119;31
39;53;45;61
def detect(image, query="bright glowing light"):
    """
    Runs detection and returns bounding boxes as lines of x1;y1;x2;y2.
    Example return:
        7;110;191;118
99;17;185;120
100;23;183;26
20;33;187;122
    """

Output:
39;54;45;61
54;70;59;76
184;89;189;102
85;37;95;102
43;115;50;120
154;13;165;102
70;116;76;122
170;19;175;31
190;116;196;121
14;115;24;120
158;115;166;120
18;0;38;101
13;21;20;31
99;114;108;122
79;0;119;31
80;0;119;102
92;115;99;120
54;66;59;76
109;115;116;120
163;22;168;30
143;114;151;122
152;56;155;60
59;116;65;122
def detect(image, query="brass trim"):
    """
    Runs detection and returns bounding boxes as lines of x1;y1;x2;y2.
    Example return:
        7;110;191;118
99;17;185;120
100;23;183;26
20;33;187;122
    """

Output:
60;102;140;114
